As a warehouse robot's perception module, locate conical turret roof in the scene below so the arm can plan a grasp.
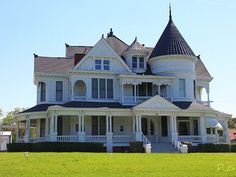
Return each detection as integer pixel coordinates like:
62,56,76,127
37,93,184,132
150,9,195,58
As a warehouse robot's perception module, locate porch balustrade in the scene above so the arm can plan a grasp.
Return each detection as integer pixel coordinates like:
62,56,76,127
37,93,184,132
73,96,86,101
85,135,106,143
178,135,202,143
57,135,79,142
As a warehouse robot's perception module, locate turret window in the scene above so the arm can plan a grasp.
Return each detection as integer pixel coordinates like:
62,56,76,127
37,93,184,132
132,56,145,69
179,79,186,97
39,82,46,102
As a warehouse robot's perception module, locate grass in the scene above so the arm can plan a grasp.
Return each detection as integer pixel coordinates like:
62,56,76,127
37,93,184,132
0,153,236,177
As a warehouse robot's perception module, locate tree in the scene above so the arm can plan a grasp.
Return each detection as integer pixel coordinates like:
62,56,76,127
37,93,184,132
228,118,236,129
2,107,24,125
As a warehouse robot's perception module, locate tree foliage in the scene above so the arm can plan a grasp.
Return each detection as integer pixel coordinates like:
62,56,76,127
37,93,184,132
228,118,236,129
2,107,25,125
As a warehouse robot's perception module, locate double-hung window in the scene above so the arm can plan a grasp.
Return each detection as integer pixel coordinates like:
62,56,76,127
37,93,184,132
132,57,138,68
95,59,110,70
103,60,110,70
95,59,102,70
179,79,186,97
40,82,46,102
139,57,144,68
92,78,113,99
56,81,63,101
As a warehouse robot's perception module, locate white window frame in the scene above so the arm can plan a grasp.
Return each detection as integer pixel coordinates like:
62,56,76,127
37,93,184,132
132,55,145,69
92,78,113,99
95,59,110,70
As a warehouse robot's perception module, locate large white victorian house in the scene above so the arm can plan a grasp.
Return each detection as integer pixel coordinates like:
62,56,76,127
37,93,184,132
16,10,231,152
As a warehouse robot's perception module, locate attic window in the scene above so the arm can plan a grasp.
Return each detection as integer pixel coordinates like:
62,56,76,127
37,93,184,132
95,60,102,70
95,59,110,70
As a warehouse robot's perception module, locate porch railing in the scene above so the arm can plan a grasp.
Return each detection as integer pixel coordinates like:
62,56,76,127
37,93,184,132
57,135,79,142
85,135,106,143
178,136,202,143
73,96,86,101
113,135,134,143
141,133,151,147
123,96,152,104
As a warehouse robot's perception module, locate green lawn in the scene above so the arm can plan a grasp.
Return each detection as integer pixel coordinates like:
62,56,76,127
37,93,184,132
0,153,236,177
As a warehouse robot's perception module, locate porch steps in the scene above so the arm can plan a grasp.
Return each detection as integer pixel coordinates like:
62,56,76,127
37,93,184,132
151,143,179,153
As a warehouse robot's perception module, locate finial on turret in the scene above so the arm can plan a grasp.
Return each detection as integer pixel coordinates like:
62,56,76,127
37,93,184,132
169,3,172,21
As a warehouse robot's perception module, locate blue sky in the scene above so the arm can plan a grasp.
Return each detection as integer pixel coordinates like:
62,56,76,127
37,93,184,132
0,0,236,117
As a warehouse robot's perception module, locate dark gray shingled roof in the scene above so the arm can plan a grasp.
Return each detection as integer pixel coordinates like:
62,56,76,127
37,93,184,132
21,102,132,113
149,13,195,58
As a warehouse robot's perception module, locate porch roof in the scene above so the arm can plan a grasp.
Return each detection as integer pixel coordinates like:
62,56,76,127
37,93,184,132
21,102,132,113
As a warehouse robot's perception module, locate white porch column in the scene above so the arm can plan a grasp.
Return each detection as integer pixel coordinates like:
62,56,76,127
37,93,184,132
50,115,57,142
200,115,207,143
45,118,48,137
170,116,174,144
106,114,113,152
36,119,41,138
79,115,85,142
132,116,136,132
24,117,30,143
135,114,142,141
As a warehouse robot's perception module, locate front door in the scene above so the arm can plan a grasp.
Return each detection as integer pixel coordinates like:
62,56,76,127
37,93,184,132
178,122,190,135
57,116,63,136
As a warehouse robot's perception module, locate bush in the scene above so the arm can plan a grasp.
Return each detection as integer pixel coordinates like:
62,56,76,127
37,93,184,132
7,143,32,152
197,143,230,152
129,141,144,153
230,144,236,152
7,142,105,152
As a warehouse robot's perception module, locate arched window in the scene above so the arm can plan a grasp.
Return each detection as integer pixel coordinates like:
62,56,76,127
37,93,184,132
39,82,46,102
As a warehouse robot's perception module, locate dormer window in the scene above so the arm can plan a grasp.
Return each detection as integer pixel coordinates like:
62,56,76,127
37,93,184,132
95,59,110,70
132,56,145,69
139,57,144,68
132,57,138,68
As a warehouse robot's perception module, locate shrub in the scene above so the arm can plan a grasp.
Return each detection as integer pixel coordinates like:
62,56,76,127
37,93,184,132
181,142,199,153
198,143,230,152
129,141,144,153
7,143,32,152
230,144,236,152
7,142,105,152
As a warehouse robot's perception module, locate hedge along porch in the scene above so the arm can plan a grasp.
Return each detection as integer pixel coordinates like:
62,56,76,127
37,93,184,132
15,96,230,152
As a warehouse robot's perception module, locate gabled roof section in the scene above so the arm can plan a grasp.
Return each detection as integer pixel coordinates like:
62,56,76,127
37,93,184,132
106,28,129,56
195,56,211,78
133,95,180,110
123,37,149,55
150,9,195,58
73,36,132,72
34,55,74,74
